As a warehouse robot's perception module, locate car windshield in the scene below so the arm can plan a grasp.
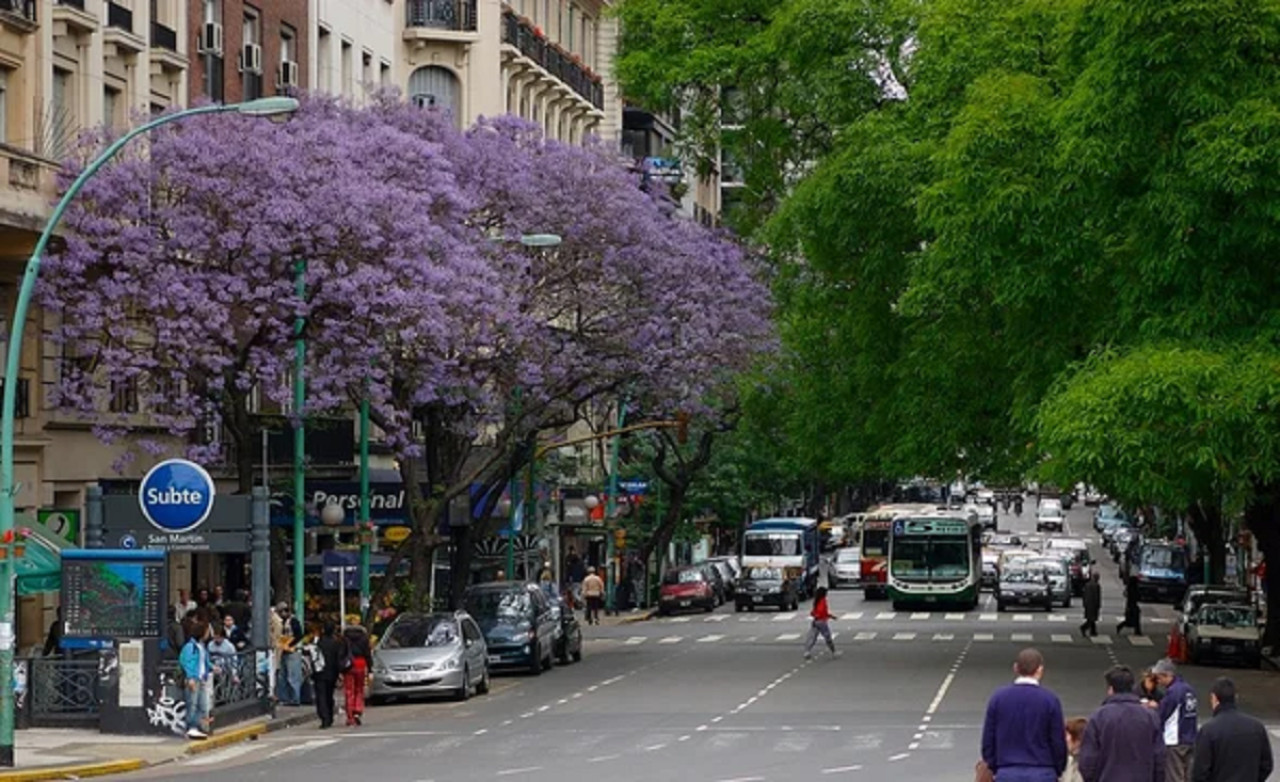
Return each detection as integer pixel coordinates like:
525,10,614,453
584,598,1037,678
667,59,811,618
1030,559,1066,576
1048,540,1086,551
381,615,458,648
1141,547,1187,570
744,567,783,581
744,534,802,557
664,569,703,585
1199,606,1256,628
836,549,861,563
890,536,971,581
464,590,531,621
1002,566,1045,584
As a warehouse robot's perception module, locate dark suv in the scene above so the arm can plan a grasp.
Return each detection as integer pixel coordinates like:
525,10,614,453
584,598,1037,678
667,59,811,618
463,582,560,676
1133,542,1189,604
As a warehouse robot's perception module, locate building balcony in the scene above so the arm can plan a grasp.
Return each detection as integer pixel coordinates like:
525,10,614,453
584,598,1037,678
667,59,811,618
51,0,96,35
403,0,479,44
103,1,145,54
0,0,37,33
501,9,603,110
149,19,186,72
0,144,57,233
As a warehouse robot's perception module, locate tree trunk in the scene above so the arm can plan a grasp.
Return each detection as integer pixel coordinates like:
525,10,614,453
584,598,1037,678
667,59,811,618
1186,501,1225,585
1244,482,1280,650
641,486,686,573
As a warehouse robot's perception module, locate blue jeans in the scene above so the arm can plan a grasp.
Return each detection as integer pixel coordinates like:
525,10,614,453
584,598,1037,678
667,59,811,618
996,767,1057,782
279,653,303,705
184,680,209,731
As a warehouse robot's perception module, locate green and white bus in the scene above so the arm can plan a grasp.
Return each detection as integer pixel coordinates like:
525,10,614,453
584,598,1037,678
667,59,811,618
886,511,982,610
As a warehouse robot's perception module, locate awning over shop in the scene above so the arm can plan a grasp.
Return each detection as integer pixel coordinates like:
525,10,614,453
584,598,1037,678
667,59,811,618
15,536,61,596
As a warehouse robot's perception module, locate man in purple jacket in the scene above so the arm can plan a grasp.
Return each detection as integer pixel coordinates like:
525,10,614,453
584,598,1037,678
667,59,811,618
1080,665,1166,782
981,648,1068,781
1153,658,1197,782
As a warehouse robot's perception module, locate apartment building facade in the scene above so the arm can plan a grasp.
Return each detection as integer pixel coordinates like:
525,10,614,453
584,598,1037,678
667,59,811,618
188,0,306,104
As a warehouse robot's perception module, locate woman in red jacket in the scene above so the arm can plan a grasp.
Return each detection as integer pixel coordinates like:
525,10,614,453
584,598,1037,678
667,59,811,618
804,586,839,659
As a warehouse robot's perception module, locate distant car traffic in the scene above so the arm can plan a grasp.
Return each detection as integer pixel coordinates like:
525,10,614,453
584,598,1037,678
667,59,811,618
1035,500,1065,533
1044,538,1091,595
735,566,799,612
1028,556,1071,608
996,561,1054,612
832,548,861,588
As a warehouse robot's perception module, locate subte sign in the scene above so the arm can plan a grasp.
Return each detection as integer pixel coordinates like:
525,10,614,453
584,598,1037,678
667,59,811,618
138,459,216,534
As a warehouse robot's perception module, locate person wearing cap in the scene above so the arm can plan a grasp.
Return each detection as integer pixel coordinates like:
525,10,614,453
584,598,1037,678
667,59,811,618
1191,676,1273,782
1152,659,1197,782
582,566,605,625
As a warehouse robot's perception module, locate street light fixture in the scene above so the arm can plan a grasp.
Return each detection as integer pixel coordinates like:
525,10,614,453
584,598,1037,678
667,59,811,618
0,97,298,767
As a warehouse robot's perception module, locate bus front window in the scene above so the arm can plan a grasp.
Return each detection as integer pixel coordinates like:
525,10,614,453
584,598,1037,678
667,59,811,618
862,530,888,557
890,539,930,580
930,537,971,578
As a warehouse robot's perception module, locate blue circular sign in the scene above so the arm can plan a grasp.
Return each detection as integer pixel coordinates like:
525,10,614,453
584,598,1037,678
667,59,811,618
119,534,137,549
138,459,216,533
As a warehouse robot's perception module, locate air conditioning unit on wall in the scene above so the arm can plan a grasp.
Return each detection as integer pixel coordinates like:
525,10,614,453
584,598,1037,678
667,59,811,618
240,43,263,74
197,21,223,55
278,60,298,88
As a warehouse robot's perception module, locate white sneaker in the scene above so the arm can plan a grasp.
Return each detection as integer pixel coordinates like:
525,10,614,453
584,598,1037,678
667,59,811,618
803,652,812,660
186,728,208,740
832,650,843,658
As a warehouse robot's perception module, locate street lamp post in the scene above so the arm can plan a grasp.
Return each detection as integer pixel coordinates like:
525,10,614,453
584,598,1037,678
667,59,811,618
0,96,299,767
359,389,371,619
292,258,307,628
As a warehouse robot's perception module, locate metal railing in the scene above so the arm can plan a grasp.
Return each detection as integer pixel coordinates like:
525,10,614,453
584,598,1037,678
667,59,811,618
158,649,269,731
500,10,603,109
106,0,131,32
406,0,476,31
26,657,99,727
150,20,178,51
0,0,36,22
54,0,84,9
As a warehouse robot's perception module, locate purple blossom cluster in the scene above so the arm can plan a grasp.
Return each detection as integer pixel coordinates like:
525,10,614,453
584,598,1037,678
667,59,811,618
39,96,774,480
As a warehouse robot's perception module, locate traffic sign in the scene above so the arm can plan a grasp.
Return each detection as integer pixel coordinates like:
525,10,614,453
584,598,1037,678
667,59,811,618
138,459,216,534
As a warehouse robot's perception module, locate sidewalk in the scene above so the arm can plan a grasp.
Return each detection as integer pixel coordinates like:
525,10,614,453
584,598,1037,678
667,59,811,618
0,706,315,781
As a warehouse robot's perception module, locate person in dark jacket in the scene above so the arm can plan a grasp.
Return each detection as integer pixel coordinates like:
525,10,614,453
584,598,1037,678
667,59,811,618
1079,665,1165,782
1191,677,1273,782
312,622,343,729
1153,659,1197,782
1117,575,1143,636
1080,572,1102,637
981,648,1068,781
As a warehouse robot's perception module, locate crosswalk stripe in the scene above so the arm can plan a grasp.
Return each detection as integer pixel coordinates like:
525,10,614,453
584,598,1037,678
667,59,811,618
670,617,691,623
1129,636,1154,647
1047,615,1068,623
932,633,954,641
1051,634,1074,643
699,634,724,643
625,637,647,645
876,612,897,620
843,612,864,621
739,616,761,622
658,636,682,644
974,633,994,641
705,615,728,623
1011,633,1033,642
979,614,997,622
777,633,801,642
945,613,965,621
774,613,797,622
893,632,917,641
1013,614,1033,622
1150,618,1171,625
855,631,877,641
1091,635,1113,645
910,612,930,620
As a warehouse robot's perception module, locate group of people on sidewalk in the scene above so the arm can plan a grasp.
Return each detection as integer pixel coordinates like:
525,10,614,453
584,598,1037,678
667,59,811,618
980,648,1273,782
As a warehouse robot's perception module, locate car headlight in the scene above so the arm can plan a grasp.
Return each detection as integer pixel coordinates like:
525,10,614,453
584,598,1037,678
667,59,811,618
441,657,461,670
372,662,387,675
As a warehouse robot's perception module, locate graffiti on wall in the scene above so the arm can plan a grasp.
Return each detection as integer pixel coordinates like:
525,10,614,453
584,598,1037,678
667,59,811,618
145,670,186,736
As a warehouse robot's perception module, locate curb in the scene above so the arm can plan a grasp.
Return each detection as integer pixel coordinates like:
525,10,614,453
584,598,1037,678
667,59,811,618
0,759,147,781
617,610,657,624
185,720,268,756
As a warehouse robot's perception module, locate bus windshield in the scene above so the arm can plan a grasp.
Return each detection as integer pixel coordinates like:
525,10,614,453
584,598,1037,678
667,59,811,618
744,534,801,557
890,535,971,581
862,529,888,557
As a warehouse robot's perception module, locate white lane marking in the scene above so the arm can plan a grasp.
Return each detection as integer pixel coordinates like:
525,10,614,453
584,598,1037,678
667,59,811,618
1013,614,1033,622
625,637,647,645
777,633,802,641
855,631,877,640
187,743,263,765
1092,635,1113,645
876,612,897,620
537,705,550,712
893,632,917,641
973,633,994,641
1129,636,1154,647
678,735,691,742
698,634,724,643
908,742,920,750
496,767,542,777
821,765,863,774
669,616,691,623
979,614,997,622
932,633,955,641
945,613,965,621
1047,614,1068,622
911,612,930,620
738,616,761,622
588,755,620,763
1051,634,1074,643
1011,633,1034,642
926,671,958,715
658,636,682,644
888,753,910,761
475,728,489,735
774,613,797,622
843,612,864,620
718,778,765,782
705,614,729,623
645,744,667,751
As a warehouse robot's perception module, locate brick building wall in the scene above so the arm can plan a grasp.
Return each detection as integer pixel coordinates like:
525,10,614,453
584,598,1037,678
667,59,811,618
188,0,308,105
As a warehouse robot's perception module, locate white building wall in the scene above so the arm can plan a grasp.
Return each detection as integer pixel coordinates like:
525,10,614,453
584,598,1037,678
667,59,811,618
310,0,398,102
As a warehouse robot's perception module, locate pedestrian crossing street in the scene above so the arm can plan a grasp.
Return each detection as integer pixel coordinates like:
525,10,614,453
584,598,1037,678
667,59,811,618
654,611,1173,626
599,631,1159,647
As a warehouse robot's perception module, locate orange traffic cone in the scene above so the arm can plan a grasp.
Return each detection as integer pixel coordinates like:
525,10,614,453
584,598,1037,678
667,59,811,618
1166,627,1185,663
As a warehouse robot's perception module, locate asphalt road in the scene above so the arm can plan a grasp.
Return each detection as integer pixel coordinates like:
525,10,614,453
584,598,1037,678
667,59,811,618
113,502,1280,782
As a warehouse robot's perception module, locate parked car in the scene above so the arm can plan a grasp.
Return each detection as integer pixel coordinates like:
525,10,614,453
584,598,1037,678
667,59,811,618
734,566,799,612
700,563,727,606
706,556,742,595
703,559,737,599
996,562,1054,612
1028,557,1071,608
463,582,559,676
1187,603,1262,668
1133,541,1189,603
659,566,717,615
369,611,490,704
547,595,582,665
1094,504,1128,533
832,547,862,588
1179,585,1251,640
